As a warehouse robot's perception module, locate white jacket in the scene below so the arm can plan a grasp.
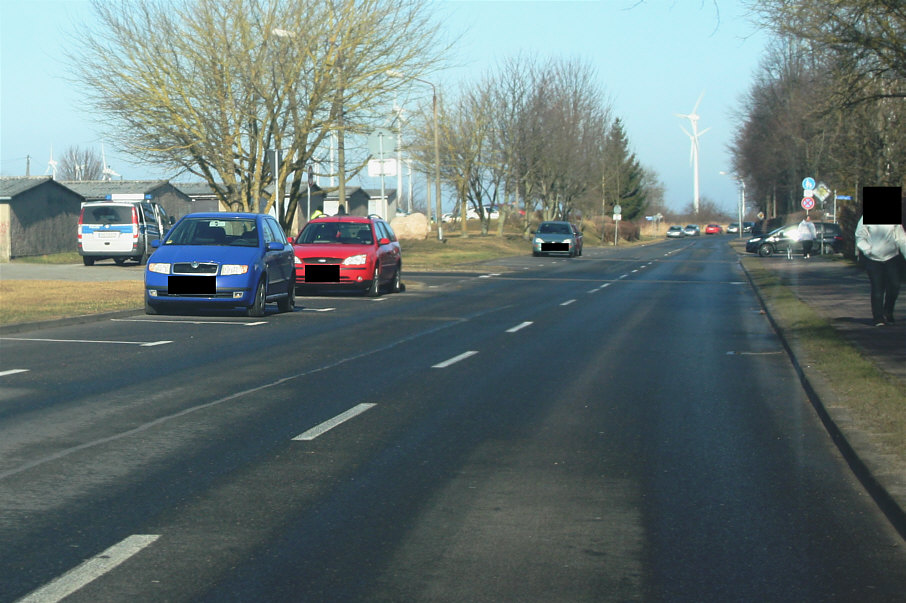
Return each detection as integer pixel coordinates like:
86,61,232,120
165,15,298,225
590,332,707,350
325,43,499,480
855,218,906,262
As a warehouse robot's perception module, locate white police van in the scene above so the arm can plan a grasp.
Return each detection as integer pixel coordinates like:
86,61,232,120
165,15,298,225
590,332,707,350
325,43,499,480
77,195,173,265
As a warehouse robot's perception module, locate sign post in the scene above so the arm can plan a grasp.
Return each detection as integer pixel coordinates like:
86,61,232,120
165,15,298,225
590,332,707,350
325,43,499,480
613,204,622,246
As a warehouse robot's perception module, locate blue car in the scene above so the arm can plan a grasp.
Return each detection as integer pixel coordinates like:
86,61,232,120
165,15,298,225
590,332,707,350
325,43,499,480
144,212,295,316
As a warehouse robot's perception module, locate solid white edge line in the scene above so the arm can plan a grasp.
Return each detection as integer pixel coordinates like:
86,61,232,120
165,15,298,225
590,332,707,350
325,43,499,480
0,369,30,377
432,350,479,368
0,337,171,347
293,403,377,441
17,534,159,603
112,318,265,326
506,321,533,333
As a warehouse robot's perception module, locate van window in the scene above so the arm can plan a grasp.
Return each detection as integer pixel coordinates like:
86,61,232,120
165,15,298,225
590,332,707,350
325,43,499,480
83,206,132,223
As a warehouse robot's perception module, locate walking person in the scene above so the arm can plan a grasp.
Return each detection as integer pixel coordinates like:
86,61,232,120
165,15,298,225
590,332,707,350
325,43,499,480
855,216,906,326
798,214,817,258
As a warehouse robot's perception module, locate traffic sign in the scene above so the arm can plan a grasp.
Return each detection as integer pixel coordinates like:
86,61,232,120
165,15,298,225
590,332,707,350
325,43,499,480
368,128,396,155
802,177,816,190
814,182,831,201
803,189,814,198
801,197,815,210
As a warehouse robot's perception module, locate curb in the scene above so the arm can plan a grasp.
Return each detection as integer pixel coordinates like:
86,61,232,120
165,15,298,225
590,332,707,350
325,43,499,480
738,258,906,540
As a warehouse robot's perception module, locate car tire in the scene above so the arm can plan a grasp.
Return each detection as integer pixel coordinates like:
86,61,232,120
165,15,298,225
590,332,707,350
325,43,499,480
758,244,774,257
366,265,381,297
389,264,402,293
247,279,266,317
82,256,95,266
114,257,127,266
277,278,295,313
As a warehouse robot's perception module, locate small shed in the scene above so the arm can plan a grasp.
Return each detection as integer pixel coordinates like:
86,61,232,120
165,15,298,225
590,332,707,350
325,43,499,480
0,177,85,261
325,187,397,219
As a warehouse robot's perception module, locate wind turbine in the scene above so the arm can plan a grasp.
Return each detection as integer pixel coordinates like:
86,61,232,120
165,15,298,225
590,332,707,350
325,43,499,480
676,91,710,214
101,144,120,181
45,145,58,179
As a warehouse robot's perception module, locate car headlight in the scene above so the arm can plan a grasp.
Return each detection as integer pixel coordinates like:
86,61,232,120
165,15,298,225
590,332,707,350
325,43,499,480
294,256,302,265
343,254,367,266
221,264,249,275
148,263,170,274
564,238,573,245
534,238,543,244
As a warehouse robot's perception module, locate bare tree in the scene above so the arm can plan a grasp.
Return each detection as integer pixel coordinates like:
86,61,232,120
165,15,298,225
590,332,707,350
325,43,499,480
58,146,103,181
747,0,906,104
68,0,449,230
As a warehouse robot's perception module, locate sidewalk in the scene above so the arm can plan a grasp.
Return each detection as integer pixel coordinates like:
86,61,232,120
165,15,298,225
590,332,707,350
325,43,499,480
755,255,905,384
738,251,906,538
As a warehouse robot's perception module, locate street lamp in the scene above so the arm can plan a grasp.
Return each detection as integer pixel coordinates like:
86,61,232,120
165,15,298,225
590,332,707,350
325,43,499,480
386,70,443,241
720,171,745,239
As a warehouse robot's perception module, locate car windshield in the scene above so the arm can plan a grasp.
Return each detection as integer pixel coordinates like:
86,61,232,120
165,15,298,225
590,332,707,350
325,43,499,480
164,218,259,246
538,222,571,235
297,221,373,244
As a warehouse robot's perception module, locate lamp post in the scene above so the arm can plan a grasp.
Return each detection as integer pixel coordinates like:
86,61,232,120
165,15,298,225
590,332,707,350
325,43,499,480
386,70,442,241
720,171,745,239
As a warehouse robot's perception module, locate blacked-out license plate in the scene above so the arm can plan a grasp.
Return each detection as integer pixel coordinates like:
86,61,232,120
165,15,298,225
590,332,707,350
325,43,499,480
541,242,569,251
168,275,216,294
305,265,340,282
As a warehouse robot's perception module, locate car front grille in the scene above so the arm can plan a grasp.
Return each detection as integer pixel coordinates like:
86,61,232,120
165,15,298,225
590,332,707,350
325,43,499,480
304,257,342,265
173,262,218,275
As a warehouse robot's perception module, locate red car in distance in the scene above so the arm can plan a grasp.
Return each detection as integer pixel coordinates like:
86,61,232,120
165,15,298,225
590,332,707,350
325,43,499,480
290,215,402,296
705,224,723,234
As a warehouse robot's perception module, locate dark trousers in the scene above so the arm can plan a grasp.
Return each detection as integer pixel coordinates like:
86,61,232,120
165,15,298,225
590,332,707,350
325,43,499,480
802,240,814,256
864,256,902,322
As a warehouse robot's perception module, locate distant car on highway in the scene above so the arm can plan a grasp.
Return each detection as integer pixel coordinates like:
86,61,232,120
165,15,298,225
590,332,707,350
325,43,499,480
666,225,685,238
291,215,402,297
532,221,582,257
705,224,723,235
144,212,295,316
683,224,700,236
727,222,740,234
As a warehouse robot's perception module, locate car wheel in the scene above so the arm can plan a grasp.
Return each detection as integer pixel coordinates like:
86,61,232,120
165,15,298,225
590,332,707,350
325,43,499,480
247,279,266,316
114,257,127,266
366,265,381,297
277,277,295,313
757,244,774,257
82,256,95,266
390,264,402,293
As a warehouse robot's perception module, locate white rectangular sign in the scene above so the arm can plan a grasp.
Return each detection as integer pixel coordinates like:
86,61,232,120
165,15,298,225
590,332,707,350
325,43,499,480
367,158,398,177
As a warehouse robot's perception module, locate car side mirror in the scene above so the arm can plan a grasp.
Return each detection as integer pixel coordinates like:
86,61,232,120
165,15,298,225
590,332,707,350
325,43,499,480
266,241,284,251
379,237,390,245
151,239,161,249
287,236,295,244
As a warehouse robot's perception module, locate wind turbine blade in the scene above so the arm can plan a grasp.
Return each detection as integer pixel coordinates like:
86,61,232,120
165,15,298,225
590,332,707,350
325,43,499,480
699,127,712,137
692,90,705,114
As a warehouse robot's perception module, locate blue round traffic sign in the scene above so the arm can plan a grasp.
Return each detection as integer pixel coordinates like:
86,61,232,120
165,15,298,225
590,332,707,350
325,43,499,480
802,177,816,190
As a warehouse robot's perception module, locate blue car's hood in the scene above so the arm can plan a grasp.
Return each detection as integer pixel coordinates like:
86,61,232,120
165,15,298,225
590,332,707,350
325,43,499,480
148,244,262,265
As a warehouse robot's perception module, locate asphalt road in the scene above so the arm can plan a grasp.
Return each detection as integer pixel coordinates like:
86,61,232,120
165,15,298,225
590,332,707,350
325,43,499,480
2,236,905,602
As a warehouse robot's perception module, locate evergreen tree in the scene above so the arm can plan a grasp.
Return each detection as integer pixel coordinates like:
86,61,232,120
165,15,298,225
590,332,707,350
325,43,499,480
601,118,647,220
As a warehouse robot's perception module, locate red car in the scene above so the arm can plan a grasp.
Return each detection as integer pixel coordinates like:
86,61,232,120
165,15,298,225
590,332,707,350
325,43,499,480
291,215,402,296
705,224,723,234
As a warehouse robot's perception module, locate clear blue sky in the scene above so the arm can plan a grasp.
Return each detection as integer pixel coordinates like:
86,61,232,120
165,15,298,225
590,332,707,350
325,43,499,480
1,0,769,215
